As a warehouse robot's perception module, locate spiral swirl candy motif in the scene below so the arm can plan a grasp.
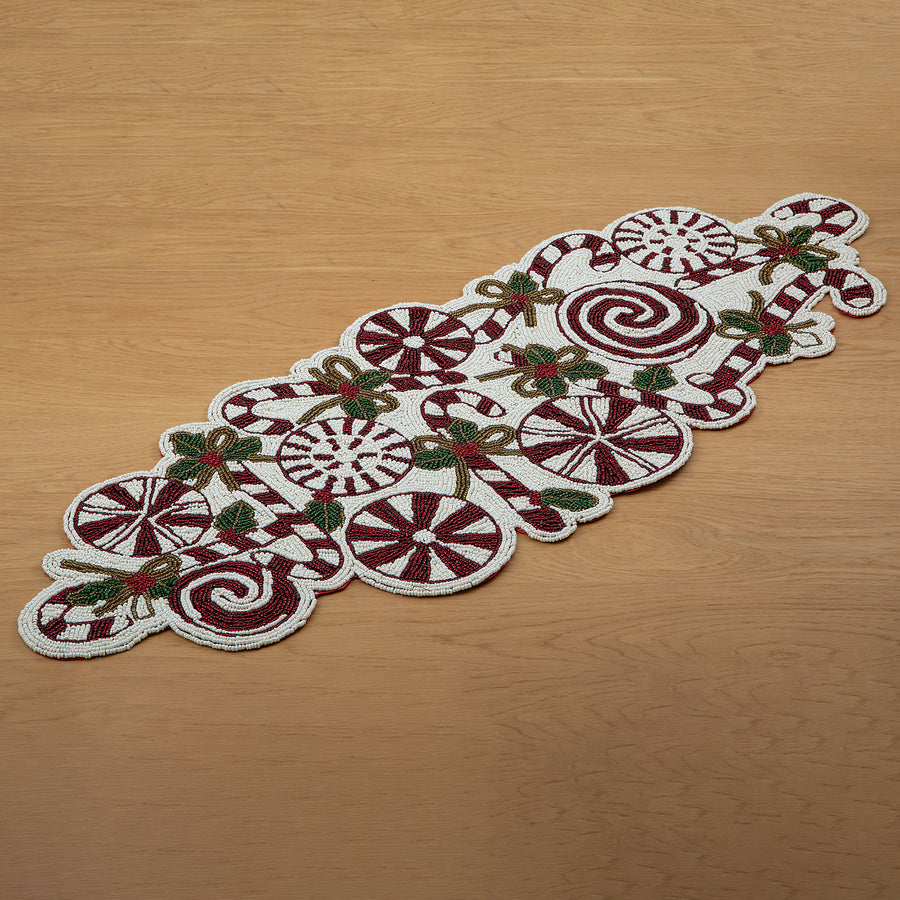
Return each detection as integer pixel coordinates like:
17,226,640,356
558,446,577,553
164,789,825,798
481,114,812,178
277,418,414,496
166,559,315,650
558,280,715,364
612,208,737,273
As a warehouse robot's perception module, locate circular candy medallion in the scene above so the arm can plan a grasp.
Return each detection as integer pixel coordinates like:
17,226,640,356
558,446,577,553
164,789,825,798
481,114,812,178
346,491,512,595
612,208,737,274
558,280,714,365
355,306,474,376
166,558,315,651
277,418,413,496
518,395,692,491
69,475,212,557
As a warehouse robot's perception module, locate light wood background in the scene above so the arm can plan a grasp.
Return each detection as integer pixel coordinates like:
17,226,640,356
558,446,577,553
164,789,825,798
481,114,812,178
2,2,898,898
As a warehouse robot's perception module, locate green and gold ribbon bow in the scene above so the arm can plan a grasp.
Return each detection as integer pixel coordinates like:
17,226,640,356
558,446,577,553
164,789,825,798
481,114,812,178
737,224,839,284
412,418,521,498
299,355,400,424
452,271,564,327
60,554,182,619
477,344,608,399
716,290,822,357
167,426,275,492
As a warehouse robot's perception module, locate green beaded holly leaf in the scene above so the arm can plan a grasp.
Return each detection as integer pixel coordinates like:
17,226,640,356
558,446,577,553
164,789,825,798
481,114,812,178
508,271,539,295
350,370,392,390
632,365,677,392
69,579,129,607
413,447,456,470
539,489,599,510
478,344,607,399
719,310,763,333
171,431,206,457
716,291,822,358
304,497,345,533
341,397,378,420
447,419,478,443
759,332,794,356
214,500,259,535
168,427,274,491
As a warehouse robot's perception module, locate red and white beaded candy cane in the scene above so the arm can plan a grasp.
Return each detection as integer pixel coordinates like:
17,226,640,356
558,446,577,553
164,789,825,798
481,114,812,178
213,377,337,436
525,231,621,286
213,370,404,438
455,232,619,346
419,389,577,539
222,463,346,583
568,372,750,430
19,579,164,659
694,264,887,417
767,195,863,238
783,264,886,318
677,196,865,291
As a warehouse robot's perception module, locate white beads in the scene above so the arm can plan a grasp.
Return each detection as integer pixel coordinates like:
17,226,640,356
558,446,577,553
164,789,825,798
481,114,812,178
18,194,885,658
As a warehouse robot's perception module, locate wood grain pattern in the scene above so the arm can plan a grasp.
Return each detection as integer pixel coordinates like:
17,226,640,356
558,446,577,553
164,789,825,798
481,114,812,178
1,2,898,897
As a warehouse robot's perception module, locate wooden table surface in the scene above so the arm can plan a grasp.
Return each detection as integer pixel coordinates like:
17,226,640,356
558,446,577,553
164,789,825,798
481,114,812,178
2,2,898,898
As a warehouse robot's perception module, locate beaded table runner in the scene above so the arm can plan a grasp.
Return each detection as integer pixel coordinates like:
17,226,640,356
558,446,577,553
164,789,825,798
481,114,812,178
19,194,886,658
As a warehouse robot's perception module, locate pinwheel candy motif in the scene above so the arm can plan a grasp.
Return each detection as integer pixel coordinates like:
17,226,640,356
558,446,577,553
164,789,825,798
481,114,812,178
19,194,886,658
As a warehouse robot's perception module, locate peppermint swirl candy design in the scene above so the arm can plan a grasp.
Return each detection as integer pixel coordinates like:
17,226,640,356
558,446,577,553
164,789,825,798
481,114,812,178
355,306,474,375
346,491,508,595
277,418,413,496
166,558,315,650
612,208,737,273
557,280,715,365
518,396,691,490
69,475,212,557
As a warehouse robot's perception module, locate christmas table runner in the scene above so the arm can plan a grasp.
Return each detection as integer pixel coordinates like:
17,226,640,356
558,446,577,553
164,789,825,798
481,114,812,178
19,194,886,658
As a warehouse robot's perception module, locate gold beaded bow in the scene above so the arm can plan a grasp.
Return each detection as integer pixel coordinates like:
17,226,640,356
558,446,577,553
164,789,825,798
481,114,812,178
452,271,564,327
716,290,822,357
299,355,400,424
737,225,839,284
412,418,521,499
167,426,275,492
477,344,608,399
60,554,182,618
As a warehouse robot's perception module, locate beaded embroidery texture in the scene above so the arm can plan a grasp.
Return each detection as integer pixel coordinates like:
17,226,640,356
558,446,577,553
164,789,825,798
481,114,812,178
19,194,886,658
